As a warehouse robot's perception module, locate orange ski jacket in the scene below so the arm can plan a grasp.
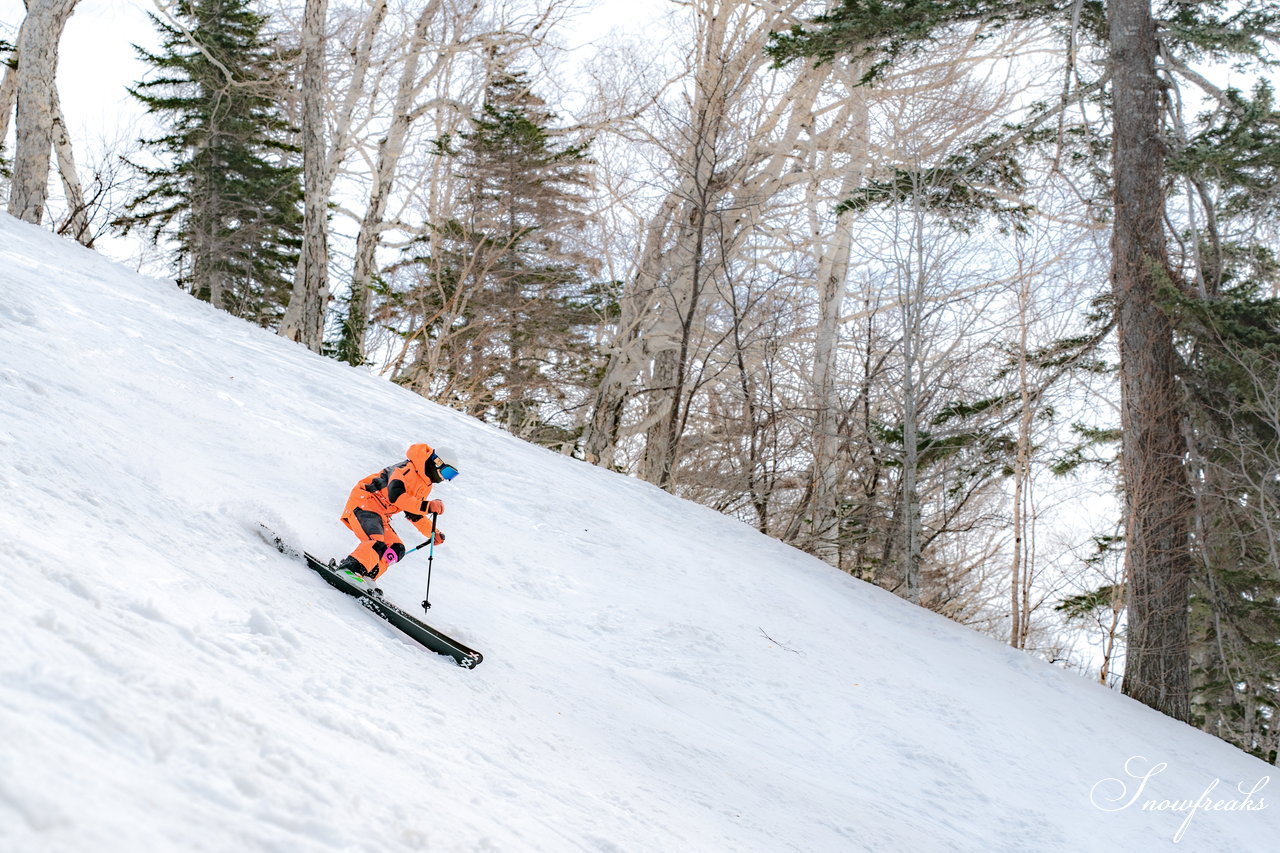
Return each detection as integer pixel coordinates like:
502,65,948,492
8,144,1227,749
343,443,443,538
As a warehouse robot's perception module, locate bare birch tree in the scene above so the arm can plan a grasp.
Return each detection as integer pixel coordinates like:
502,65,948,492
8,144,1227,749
278,0,331,350
7,0,79,225
49,87,90,245
582,0,821,479
800,76,868,565
339,0,482,365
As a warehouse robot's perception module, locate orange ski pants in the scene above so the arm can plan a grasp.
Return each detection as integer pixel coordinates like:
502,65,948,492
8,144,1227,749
341,492,402,579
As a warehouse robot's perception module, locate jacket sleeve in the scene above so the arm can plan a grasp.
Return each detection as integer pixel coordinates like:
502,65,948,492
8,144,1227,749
403,512,440,539
387,465,439,537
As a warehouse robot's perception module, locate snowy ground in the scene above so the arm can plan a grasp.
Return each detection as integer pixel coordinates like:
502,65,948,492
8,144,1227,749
0,213,1275,852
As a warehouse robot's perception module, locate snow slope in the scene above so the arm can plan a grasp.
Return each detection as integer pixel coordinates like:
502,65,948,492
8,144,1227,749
0,213,1275,853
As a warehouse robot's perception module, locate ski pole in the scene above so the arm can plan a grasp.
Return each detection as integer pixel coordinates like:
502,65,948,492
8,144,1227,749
401,540,433,558
421,510,439,612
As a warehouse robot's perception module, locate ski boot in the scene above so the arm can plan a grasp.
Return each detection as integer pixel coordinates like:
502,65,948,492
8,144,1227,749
333,555,382,596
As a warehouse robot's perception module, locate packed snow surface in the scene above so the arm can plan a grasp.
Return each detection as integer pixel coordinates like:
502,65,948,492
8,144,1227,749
0,214,1275,852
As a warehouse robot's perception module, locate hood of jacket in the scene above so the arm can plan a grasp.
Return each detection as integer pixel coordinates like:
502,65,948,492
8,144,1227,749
406,443,436,476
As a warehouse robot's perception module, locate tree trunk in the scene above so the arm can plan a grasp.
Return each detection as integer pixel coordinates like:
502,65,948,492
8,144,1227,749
805,75,868,565
897,194,929,605
50,86,90,245
341,0,442,365
901,285,922,604
0,21,22,152
581,194,680,466
637,2,727,488
1010,253,1034,647
1110,0,1193,722
279,0,331,351
8,0,78,225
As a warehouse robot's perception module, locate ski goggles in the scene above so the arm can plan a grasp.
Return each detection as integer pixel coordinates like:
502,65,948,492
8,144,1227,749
431,454,459,481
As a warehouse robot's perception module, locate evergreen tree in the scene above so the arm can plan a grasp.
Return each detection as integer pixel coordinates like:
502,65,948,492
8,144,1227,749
117,0,302,326
1155,55,1280,757
1166,281,1280,763
769,0,1280,730
390,67,605,446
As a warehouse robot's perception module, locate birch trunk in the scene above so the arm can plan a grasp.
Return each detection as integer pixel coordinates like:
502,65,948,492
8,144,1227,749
900,197,927,604
8,0,78,225
635,0,725,486
0,23,21,153
279,0,331,351
582,194,682,466
51,86,90,245
325,0,386,189
342,0,442,365
804,74,869,566
1010,266,1034,647
584,0,814,475
806,210,854,564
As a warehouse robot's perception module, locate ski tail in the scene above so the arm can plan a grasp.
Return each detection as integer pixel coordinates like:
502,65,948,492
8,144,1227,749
258,522,301,560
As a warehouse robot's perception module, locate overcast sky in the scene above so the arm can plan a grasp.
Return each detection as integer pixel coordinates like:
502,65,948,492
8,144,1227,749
0,0,665,267
2,0,154,147
0,0,665,155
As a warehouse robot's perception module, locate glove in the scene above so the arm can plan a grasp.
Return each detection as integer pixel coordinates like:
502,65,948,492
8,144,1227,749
423,499,444,515
433,529,446,546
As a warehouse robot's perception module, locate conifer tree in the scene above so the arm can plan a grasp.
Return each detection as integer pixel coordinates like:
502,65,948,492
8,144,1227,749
1162,83,1280,759
769,0,1280,728
117,0,302,326
1174,286,1280,762
391,67,603,446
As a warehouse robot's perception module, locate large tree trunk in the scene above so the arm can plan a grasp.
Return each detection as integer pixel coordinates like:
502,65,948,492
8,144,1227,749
806,205,854,565
581,194,681,467
281,0,332,350
279,0,331,351
8,0,78,225
900,198,927,605
1110,0,1193,722
280,0,387,349
636,1,727,488
1010,258,1035,648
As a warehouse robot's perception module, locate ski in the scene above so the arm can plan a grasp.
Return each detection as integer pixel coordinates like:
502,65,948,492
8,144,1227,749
261,527,483,668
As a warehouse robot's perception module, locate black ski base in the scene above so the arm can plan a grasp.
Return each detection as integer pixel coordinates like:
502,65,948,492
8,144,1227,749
258,526,482,668
300,553,484,669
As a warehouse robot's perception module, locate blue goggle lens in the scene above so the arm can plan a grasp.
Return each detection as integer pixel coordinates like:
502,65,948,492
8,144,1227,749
439,463,459,481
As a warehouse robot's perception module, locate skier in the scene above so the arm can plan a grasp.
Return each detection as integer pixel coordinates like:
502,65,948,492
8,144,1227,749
335,443,459,582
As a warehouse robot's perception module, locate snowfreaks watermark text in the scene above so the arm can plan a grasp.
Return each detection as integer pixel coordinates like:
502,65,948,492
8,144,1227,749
1090,755,1269,843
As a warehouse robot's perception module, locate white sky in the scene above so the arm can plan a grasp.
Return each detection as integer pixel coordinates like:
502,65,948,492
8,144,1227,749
0,0,667,149
2,0,155,144
0,0,668,266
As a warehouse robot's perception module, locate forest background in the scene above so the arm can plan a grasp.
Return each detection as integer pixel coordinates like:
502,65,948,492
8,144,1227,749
4,0,1280,763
